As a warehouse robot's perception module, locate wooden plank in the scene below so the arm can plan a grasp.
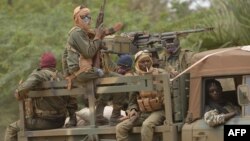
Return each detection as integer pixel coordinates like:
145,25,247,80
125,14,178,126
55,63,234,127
32,80,82,89
96,84,153,94
97,75,152,85
28,87,87,97
161,74,173,124
18,101,28,141
132,125,168,133
96,76,154,94
25,126,117,137
25,125,168,137
87,81,96,127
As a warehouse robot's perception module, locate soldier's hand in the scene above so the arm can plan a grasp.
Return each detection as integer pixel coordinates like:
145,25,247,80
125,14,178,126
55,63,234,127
128,109,138,118
94,23,105,40
104,22,123,35
170,70,179,77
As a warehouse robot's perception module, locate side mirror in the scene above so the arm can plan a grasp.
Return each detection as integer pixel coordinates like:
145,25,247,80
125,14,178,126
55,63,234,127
237,84,250,106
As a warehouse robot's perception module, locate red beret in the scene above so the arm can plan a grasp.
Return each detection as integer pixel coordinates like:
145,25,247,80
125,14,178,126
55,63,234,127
39,52,56,68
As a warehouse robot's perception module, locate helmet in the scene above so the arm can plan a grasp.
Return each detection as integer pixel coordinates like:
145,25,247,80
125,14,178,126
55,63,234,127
117,54,133,68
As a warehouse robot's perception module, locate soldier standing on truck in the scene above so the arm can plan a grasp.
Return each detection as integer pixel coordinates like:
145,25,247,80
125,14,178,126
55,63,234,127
116,50,167,141
61,5,123,125
204,79,241,127
159,37,194,77
158,37,195,122
4,52,78,141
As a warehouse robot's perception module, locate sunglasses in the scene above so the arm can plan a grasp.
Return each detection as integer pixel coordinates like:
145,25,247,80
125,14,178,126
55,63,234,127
80,15,92,20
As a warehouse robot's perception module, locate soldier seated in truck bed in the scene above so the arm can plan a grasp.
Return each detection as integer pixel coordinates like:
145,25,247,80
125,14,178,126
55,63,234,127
116,50,167,141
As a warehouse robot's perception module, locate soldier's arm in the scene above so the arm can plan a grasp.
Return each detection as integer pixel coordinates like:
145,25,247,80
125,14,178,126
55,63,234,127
16,72,42,99
128,92,139,111
71,30,102,58
203,107,237,127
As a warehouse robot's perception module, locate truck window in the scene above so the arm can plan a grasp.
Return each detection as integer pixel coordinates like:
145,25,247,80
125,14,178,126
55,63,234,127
203,77,238,113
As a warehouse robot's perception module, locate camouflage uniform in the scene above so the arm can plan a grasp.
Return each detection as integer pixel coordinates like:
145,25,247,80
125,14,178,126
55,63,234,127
116,51,167,141
4,68,77,141
204,102,241,127
159,48,194,76
159,48,194,122
62,26,104,82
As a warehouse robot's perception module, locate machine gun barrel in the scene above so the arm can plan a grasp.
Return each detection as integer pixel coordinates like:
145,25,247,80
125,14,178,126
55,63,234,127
131,27,214,46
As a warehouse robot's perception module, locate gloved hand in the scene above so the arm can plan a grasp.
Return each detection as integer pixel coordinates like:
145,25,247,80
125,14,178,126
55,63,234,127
94,23,105,40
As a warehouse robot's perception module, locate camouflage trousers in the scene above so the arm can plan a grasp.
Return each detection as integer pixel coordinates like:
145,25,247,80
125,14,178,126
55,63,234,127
116,110,165,141
75,68,121,83
4,117,65,141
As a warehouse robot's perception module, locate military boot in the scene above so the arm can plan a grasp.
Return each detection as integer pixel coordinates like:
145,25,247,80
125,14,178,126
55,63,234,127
95,102,108,125
65,110,77,128
109,104,123,126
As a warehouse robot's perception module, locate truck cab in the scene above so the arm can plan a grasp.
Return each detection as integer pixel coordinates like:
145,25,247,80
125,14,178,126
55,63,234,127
182,46,250,141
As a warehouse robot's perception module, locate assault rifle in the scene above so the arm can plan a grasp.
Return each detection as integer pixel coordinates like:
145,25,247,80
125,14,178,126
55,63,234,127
92,0,106,68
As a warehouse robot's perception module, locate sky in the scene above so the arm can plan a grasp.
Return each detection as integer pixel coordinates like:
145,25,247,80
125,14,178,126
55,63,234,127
189,0,211,9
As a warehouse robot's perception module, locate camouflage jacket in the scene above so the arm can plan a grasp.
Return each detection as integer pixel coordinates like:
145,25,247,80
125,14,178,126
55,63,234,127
159,48,195,77
204,102,241,127
62,26,103,76
17,68,77,119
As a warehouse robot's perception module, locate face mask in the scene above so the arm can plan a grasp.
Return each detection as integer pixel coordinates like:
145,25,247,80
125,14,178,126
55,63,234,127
166,44,178,53
81,15,91,24
117,65,130,75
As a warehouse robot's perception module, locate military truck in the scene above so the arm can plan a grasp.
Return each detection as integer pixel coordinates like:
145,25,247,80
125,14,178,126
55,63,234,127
17,45,250,141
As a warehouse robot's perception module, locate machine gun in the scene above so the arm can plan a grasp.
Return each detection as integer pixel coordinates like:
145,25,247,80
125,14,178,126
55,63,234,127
128,27,214,49
103,27,213,67
122,27,213,67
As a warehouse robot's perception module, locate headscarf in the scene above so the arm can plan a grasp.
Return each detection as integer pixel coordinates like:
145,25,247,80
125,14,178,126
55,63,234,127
134,50,153,74
73,5,91,33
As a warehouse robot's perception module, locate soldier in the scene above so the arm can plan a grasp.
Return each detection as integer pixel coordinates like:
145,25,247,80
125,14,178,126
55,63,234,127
95,54,134,125
62,5,106,87
4,52,78,141
159,37,195,122
116,50,167,141
159,37,194,77
204,79,241,127
62,5,123,125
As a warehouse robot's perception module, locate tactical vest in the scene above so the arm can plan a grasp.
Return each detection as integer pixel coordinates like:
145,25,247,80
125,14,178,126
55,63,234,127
137,90,163,112
25,70,66,119
137,69,164,112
